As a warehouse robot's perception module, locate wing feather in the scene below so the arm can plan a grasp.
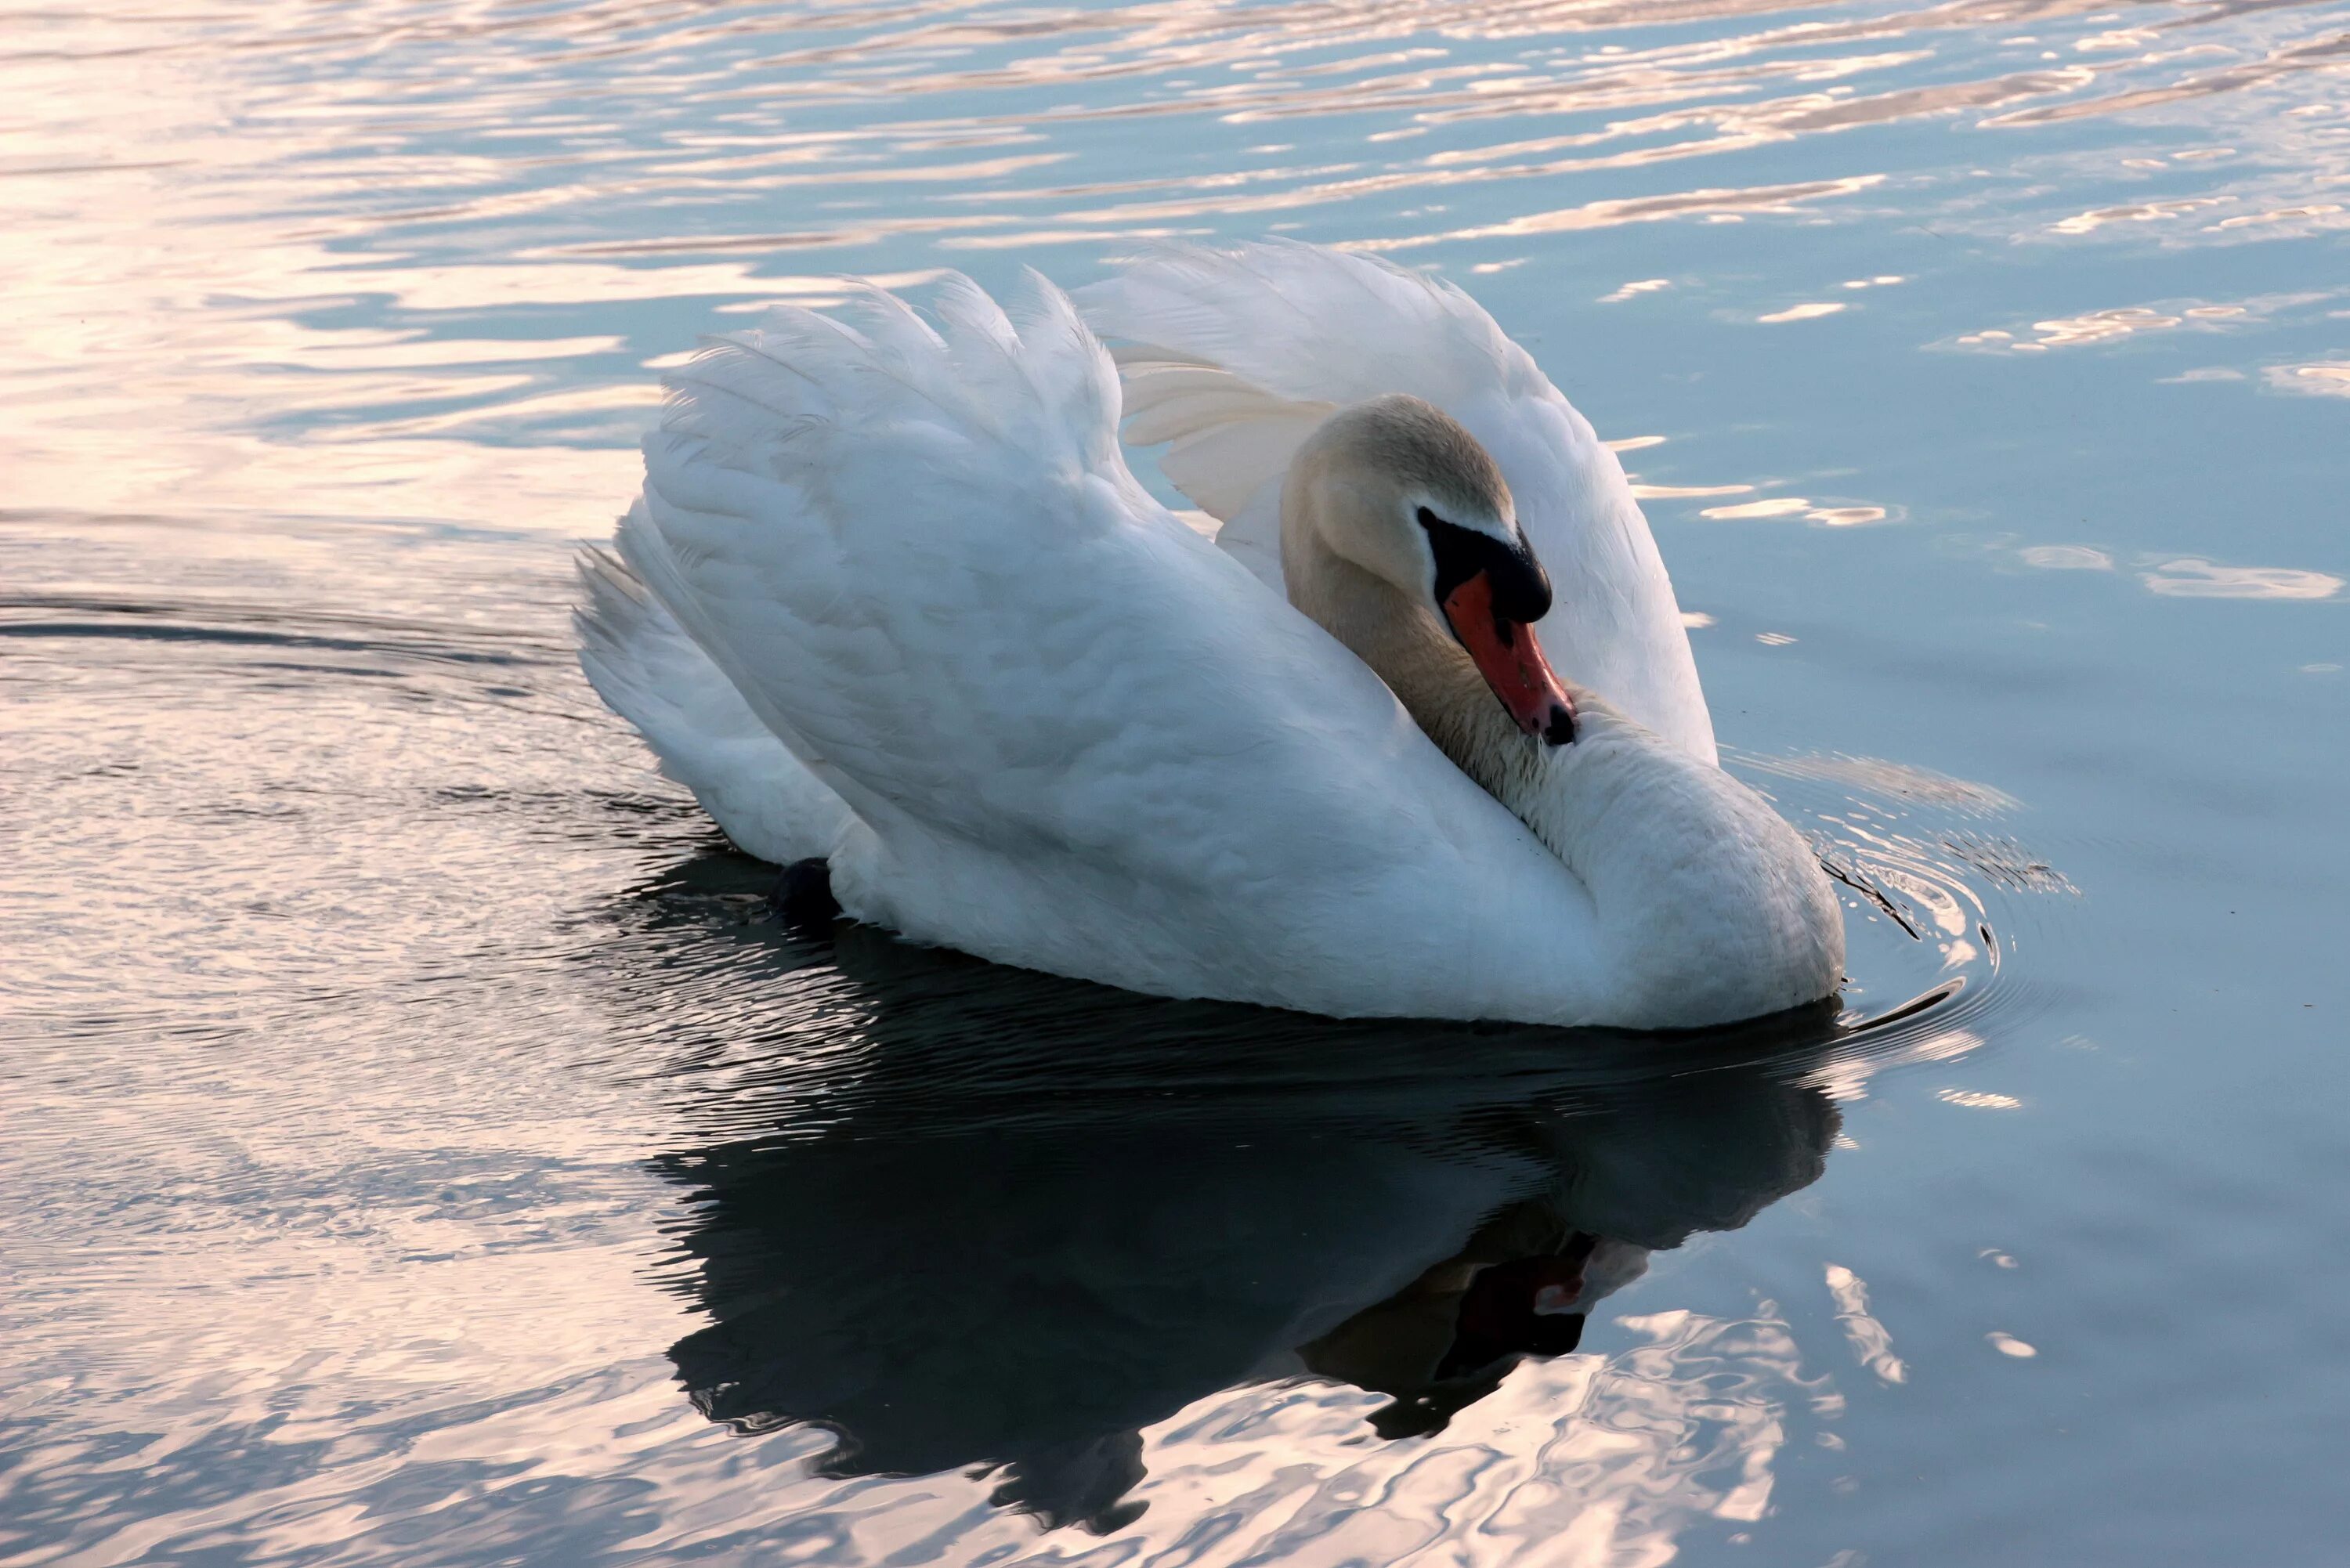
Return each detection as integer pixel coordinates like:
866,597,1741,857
574,540,851,865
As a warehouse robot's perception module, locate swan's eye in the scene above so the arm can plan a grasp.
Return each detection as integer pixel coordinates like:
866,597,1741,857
1418,508,1553,623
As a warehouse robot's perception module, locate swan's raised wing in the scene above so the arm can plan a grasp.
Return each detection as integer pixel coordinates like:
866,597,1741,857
1078,242,1716,764
620,273,1602,1020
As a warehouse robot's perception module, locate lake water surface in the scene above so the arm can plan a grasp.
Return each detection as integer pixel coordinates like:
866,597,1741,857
5,1,2348,1563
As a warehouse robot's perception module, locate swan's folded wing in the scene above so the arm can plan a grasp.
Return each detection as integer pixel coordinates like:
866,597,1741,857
620,273,1597,1016
1078,241,1716,764
575,542,852,865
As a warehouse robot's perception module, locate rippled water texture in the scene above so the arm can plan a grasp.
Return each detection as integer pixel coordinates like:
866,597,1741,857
5,1,2348,1563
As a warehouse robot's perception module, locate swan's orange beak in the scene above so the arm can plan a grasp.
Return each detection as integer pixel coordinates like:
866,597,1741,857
1442,573,1577,746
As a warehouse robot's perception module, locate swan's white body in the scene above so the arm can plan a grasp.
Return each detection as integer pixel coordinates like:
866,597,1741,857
580,244,1840,1028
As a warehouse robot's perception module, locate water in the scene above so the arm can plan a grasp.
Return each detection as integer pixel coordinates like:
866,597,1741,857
3,0,2346,1562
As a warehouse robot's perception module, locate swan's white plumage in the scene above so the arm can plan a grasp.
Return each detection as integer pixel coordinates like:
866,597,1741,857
1076,241,1717,765
577,255,1838,1026
597,272,1672,1022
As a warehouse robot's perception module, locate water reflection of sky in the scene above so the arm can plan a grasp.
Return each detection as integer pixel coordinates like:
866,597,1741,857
3,1,2347,1565
8,0,2347,537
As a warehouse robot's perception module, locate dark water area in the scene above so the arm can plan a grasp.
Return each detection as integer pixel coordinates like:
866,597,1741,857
3,1,2347,1563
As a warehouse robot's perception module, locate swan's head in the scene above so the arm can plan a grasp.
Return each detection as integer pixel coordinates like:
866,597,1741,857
1283,395,1578,746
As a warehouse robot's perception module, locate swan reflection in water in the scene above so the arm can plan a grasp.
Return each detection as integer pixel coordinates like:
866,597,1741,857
633,858,1858,1531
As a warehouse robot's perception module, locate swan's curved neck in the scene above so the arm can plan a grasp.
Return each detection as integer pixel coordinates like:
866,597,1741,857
1282,544,1528,798
1275,493,1560,829
1281,497,1842,1023
1279,534,1600,873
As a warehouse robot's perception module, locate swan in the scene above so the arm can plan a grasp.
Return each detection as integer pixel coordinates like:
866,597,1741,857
577,244,1842,1028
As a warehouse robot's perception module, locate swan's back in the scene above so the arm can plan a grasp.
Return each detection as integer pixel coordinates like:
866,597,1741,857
1078,242,1716,765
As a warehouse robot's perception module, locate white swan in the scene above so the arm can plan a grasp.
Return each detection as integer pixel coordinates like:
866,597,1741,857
578,244,1842,1028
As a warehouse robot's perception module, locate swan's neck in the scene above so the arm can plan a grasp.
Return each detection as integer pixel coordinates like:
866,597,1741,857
1280,542,1589,867
1282,522,1843,1023
1283,546,1532,800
